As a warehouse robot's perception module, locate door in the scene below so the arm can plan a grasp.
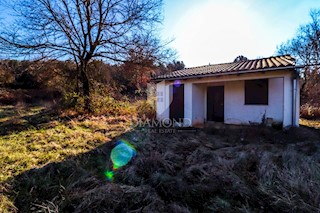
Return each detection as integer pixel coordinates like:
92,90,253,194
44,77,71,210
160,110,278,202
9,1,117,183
170,84,184,120
207,86,224,122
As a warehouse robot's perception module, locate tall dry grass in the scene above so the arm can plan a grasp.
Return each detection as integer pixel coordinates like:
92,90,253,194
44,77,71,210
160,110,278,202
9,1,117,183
300,104,320,119
2,103,320,212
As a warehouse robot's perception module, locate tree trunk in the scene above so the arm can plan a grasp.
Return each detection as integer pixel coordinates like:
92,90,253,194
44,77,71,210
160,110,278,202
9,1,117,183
79,63,91,112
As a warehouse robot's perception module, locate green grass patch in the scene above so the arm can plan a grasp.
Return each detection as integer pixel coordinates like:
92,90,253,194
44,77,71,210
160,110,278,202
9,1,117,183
0,105,133,212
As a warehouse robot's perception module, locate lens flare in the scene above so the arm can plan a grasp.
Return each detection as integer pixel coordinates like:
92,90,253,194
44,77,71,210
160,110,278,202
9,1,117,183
105,140,136,182
104,170,114,181
110,140,136,170
173,80,181,87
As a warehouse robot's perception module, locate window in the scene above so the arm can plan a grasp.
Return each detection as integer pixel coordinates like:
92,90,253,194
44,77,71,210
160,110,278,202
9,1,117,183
245,79,268,105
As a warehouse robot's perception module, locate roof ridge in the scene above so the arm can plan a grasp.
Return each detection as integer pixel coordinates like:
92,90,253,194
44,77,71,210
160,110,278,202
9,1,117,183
183,61,240,70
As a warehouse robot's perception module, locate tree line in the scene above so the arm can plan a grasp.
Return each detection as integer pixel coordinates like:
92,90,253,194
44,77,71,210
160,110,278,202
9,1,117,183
0,58,184,97
277,9,320,106
0,0,320,111
0,0,175,110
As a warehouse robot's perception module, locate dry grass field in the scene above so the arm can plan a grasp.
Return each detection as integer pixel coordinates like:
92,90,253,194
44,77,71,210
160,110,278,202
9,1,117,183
0,105,320,212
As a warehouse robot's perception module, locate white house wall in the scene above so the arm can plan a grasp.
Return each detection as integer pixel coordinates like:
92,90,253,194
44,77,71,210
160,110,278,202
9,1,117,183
295,79,300,126
192,84,205,126
156,81,169,120
156,82,205,126
224,78,284,125
283,76,293,127
156,70,299,127
184,83,193,126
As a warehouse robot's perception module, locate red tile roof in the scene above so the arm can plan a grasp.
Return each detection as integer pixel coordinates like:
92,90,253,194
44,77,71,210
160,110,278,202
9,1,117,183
153,55,296,81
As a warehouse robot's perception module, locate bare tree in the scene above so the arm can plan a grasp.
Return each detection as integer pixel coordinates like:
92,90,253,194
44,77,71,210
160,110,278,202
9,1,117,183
233,55,248,62
0,0,170,109
277,9,320,105
167,60,185,72
277,9,320,65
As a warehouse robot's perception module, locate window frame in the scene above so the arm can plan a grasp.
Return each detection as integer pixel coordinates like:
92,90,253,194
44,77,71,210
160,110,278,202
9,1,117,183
244,79,269,105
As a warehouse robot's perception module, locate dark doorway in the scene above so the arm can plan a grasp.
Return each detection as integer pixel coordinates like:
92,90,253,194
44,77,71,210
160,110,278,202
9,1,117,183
207,86,224,122
170,84,184,120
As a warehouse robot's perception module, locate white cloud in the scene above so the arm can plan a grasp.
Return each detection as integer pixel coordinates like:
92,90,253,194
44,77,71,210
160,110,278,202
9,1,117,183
167,1,269,66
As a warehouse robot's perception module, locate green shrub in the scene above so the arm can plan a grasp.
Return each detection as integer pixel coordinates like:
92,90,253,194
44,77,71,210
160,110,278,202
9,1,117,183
62,91,136,116
62,82,156,117
62,92,85,112
136,100,156,119
88,92,135,116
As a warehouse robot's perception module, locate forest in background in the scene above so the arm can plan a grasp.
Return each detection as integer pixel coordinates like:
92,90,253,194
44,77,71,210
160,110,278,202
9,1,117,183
278,9,320,118
0,58,184,115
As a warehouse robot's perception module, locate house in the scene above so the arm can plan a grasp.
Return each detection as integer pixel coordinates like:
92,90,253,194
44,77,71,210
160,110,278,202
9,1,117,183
153,55,300,128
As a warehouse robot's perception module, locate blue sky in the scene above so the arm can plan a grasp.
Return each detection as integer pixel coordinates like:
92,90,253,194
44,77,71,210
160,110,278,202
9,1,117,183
1,0,320,66
161,0,320,67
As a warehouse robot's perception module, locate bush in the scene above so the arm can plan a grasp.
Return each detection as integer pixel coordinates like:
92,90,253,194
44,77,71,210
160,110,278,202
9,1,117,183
62,92,85,113
13,71,40,89
0,88,62,105
300,104,320,119
62,83,155,117
62,92,136,116
89,94,135,116
136,100,156,119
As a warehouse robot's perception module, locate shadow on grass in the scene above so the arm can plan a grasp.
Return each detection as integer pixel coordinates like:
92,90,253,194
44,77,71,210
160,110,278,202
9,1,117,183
7,138,116,212
3,120,320,212
0,104,82,136
0,105,58,136
301,124,320,135
0,106,18,119
4,128,164,213
0,104,144,212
